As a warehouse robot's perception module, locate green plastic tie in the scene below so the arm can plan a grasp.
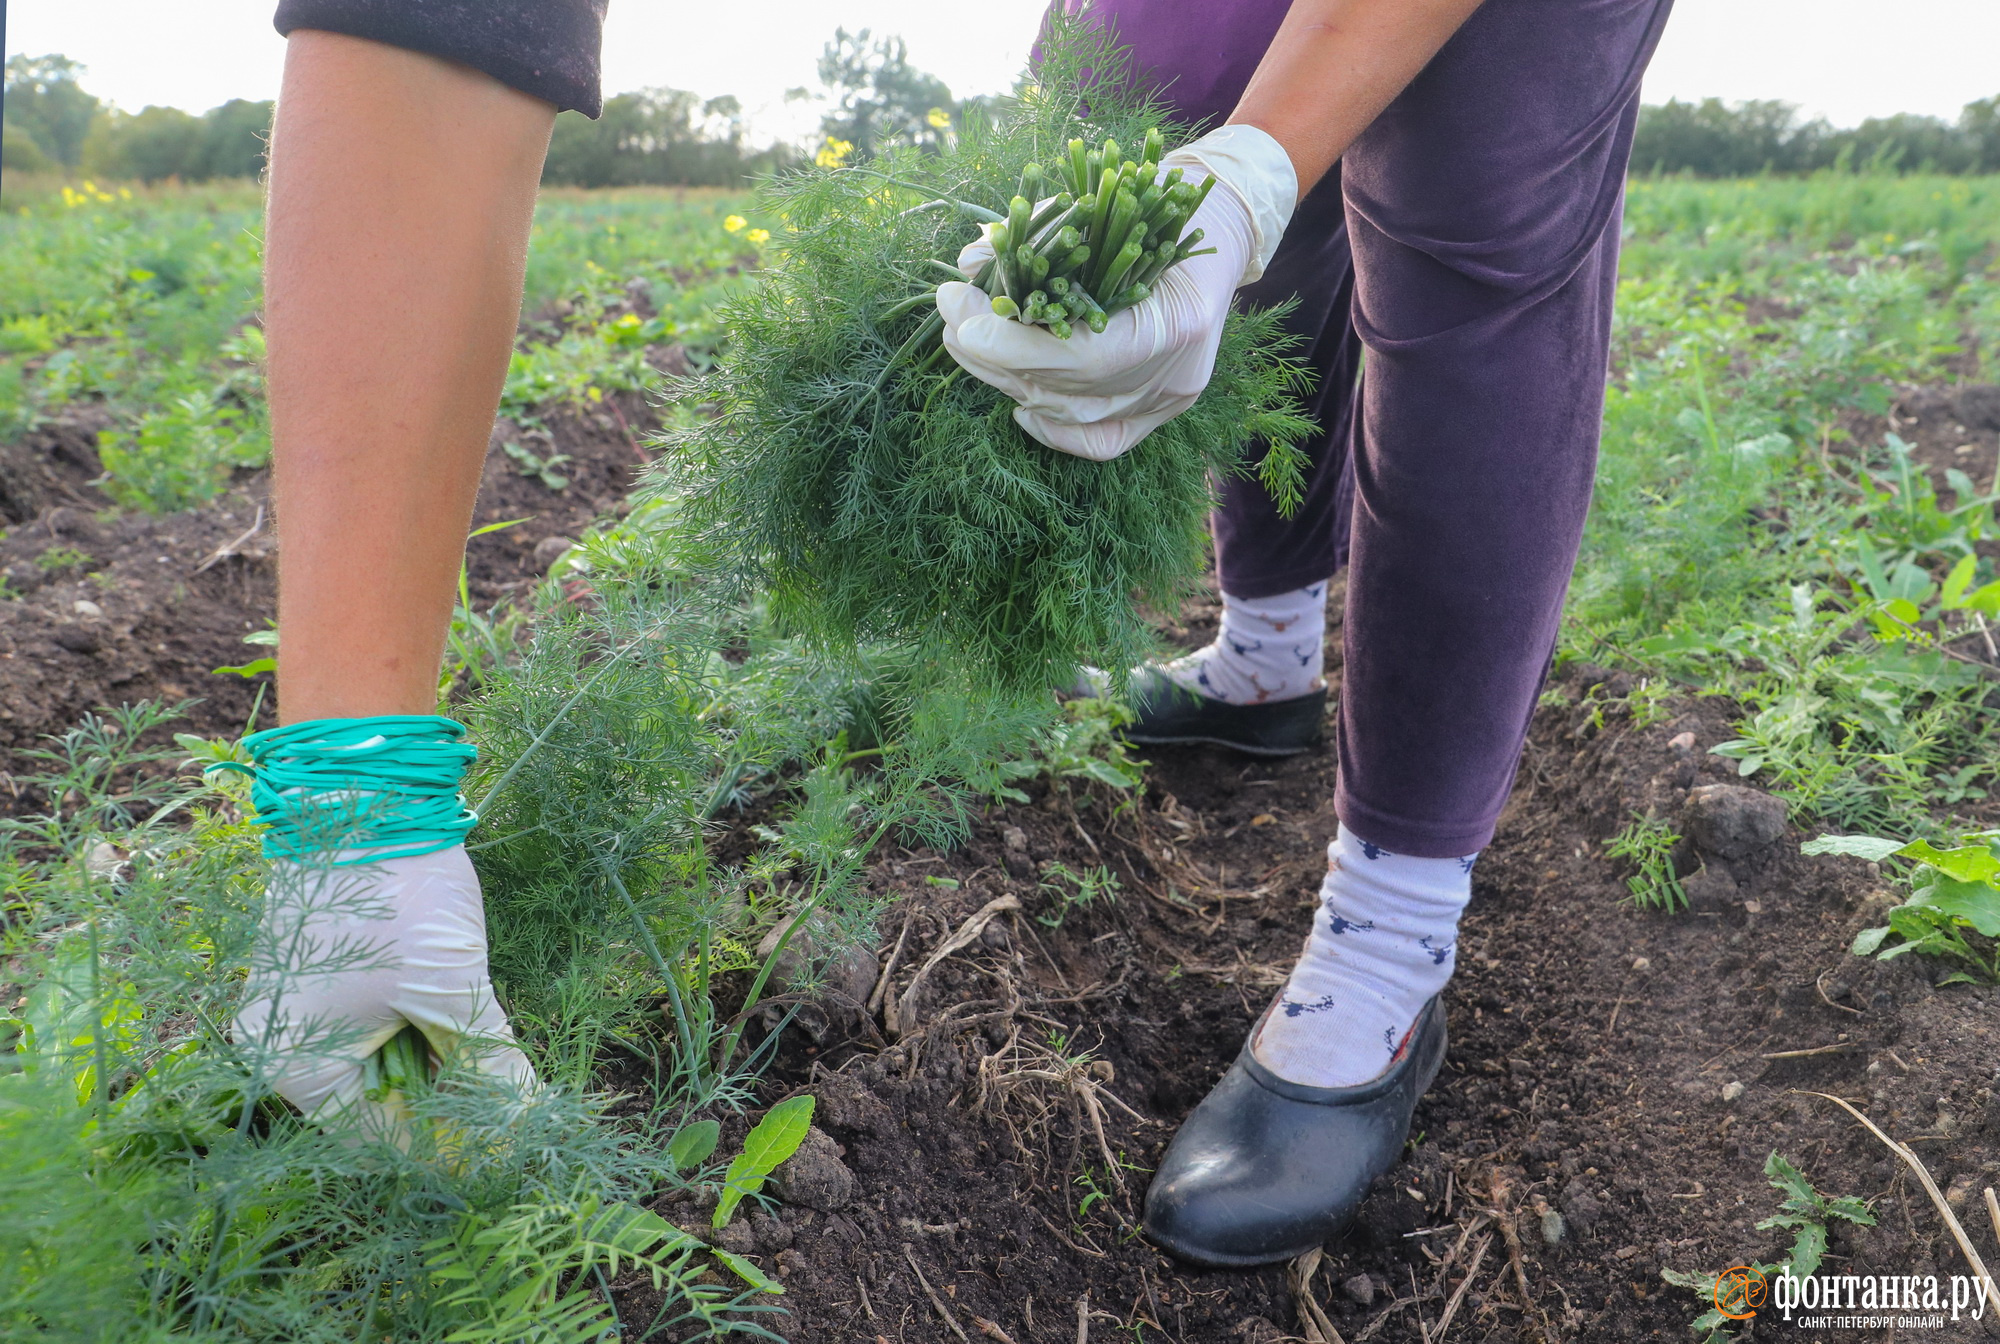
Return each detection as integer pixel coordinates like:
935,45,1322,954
210,715,478,864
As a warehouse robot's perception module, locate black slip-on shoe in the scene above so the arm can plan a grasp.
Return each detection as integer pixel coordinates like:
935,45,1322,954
1119,668,1325,757
1141,997,1447,1268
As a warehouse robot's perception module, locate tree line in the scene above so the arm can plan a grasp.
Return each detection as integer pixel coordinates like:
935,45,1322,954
3,31,957,189
1632,95,2000,176
9,46,1998,186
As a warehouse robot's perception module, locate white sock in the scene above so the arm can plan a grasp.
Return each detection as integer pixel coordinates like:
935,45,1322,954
1159,581,1328,705
1252,826,1475,1088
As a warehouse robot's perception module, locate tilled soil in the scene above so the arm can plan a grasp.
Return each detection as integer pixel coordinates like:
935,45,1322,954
683,647,2000,1344
0,390,657,780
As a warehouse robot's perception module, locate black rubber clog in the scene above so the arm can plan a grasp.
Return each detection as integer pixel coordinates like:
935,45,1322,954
1141,997,1447,1268
1119,668,1326,757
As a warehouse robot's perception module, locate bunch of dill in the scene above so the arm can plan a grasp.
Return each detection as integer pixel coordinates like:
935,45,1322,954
654,17,1315,693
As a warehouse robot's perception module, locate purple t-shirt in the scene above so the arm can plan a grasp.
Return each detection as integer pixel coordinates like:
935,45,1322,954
1069,0,1291,129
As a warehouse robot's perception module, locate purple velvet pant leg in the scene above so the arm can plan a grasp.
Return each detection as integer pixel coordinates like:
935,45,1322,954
1332,0,1674,856
1080,0,1674,856
1083,0,1362,597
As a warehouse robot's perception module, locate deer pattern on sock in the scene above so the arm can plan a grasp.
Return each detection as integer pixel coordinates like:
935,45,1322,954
1159,581,1329,706
1253,830,1478,1088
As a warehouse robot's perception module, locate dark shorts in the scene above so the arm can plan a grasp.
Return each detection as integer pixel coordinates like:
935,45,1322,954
272,0,607,116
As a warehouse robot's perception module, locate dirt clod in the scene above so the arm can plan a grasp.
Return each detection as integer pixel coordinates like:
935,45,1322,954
1342,1272,1376,1306
1682,783,1789,859
1954,382,2000,431
749,1210,793,1253
531,534,576,568
714,1219,757,1258
769,1126,855,1212
755,916,879,1006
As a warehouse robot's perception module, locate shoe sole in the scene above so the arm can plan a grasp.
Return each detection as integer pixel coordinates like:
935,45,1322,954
1143,1225,1325,1269
1122,730,1319,758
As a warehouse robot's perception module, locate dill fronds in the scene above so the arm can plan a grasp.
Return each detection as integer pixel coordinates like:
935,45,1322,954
654,16,1315,693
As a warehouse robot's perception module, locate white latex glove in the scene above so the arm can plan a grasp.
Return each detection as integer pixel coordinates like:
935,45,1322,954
938,124,1298,461
234,844,537,1125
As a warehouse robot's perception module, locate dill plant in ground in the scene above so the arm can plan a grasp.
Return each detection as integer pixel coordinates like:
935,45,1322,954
656,18,1315,693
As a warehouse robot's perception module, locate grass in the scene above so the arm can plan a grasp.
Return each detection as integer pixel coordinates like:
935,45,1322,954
0,179,773,511
1565,172,2000,834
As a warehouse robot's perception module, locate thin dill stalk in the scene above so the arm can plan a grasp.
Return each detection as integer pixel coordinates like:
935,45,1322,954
600,862,699,1071
87,914,109,1136
713,889,822,1074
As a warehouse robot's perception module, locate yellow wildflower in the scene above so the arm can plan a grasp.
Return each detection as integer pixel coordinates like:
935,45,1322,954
927,107,952,130
815,136,855,169
723,214,747,233
746,228,771,245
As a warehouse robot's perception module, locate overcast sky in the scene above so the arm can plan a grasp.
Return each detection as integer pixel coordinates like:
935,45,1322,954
7,0,1998,142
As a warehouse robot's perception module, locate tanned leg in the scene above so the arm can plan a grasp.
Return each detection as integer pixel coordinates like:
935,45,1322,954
264,30,554,722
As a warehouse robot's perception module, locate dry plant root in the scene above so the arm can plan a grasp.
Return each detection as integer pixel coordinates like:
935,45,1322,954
1288,1247,1350,1344
891,894,1020,1038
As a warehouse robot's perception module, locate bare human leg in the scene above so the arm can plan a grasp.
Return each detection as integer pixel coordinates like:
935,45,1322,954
265,29,553,722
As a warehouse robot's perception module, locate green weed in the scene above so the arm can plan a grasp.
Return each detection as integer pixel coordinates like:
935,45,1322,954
1037,862,1122,929
1605,814,1688,912
988,696,1149,808
1662,1150,1873,1342
33,544,93,573
1806,832,2000,981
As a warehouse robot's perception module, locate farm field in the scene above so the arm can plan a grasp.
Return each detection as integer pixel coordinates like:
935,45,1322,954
4,168,2000,1343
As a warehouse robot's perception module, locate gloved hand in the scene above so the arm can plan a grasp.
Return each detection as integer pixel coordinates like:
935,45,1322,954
234,843,537,1125
938,124,1298,461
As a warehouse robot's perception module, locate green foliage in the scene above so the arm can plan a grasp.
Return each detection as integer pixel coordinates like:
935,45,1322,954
2,121,53,173
1036,862,1122,929
1807,832,2000,981
1757,1149,1875,1281
425,1191,778,1342
1633,95,2000,177
0,536,1051,1337
813,28,956,160
0,179,757,511
542,90,795,189
1605,814,1688,912
4,54,100,168
34,544,93,573
713,1095,816,1228
666,1119,722,1173
1661,1151,1873,1341
0,701,796,1341
1567,175,2000,831
986,696,1148,805
97,388,268,511
78,100,275,185
659,18,1315,694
